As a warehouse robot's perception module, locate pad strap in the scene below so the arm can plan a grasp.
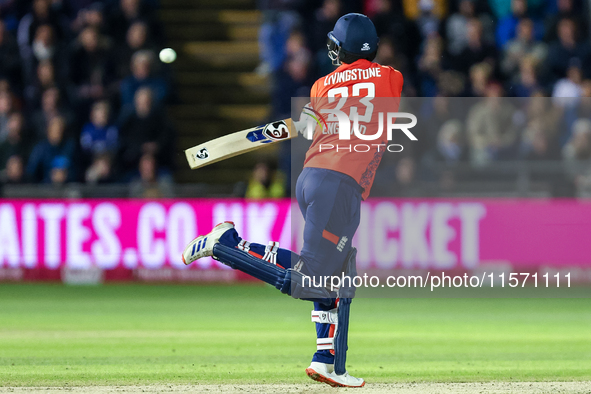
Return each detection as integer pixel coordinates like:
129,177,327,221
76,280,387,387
237,240,250,252
262,241,279,265
312,308,338,351
316,337,334,350
311,309,338,324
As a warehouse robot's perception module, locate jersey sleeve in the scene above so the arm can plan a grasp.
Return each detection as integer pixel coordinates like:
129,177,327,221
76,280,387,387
310,80,318,98
389,67,404,97
309,80,320,112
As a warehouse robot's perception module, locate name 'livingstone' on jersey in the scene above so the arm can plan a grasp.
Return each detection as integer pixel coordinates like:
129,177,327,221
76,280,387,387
323,67,383,86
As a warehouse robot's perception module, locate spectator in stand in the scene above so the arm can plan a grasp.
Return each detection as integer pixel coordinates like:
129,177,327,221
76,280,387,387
420,96,465,156
24,59,57,109
415,0,440,40
245,161,285,199
110,0,142,39
49,155,69,185
522,124,561,161
285,30,311,77
544,0,587,43
26,116,75,183
371,0,422,67
417,35,444,96
0,89,13,142
59,0,113,20
118,87,174,175
447,18,498,75
85,152,115,184
546,18,591,83
433,119,468,163
308,0,340,53
520,94,563,158
563,118,591,193
70,2,107,36
495,0,544,49
80,100,118,155
0,112,28,170
271,30,311,119
307,0,339,78
421,118,468,188
0,20,21,89
0,79,10,93
511,56,542,96
21,24,65,88
374,35,397,67
108,0,161,43
0,0,19,32
437,70,467,96
524,91,563,141
468,62,492,97
401,0,447,21
502,18,547,79
466,82,519,164
562,81,591,145
115,21,155,79
68,25,114,110
394,156,417,195
370,0,399,37
256,1,301,77
30,87,75,140
444,0,494,56
120,50,168,108
1,154,25,184
445,0,472,55
17,0,68,57
129,152,173,197
375,36,414,94
422,118,468,180
563,118,591,161
552,59,584,108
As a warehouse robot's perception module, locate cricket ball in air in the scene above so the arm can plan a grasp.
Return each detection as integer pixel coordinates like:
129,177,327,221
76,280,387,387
159,48,177,63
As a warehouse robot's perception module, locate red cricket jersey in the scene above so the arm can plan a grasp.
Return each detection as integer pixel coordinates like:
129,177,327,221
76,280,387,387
305,59,404,200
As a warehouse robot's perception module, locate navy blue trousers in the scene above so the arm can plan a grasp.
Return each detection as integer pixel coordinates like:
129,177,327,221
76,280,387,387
219,167,362,364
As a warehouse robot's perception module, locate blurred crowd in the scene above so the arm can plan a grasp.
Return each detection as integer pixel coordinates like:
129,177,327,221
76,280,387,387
3,0,591,197
259,0,591,195
0,0,176,192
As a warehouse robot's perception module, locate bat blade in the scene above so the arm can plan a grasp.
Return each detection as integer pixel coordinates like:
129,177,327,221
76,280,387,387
185,118,297,170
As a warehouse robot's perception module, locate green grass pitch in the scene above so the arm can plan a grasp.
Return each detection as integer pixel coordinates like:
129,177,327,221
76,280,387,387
0,283,590,386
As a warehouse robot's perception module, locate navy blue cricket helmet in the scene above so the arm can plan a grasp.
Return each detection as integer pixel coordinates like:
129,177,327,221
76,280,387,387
327,13,378,65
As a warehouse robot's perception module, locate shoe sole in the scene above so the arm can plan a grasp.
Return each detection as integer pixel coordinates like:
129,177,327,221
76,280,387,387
182,222,235,265
181,236,211,265
305,368,365,388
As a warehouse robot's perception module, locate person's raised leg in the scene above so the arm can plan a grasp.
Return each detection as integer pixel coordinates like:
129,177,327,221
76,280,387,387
182,221,296,270
181,220,334,302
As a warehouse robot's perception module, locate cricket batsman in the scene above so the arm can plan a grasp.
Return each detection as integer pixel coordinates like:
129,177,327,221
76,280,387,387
182,13,403,388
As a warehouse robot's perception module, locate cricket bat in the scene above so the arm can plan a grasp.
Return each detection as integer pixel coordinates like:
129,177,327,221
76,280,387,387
185,118,297,170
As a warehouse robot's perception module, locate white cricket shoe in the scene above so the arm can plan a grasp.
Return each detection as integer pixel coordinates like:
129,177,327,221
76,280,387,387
305,362,365,388
182,221,235,265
